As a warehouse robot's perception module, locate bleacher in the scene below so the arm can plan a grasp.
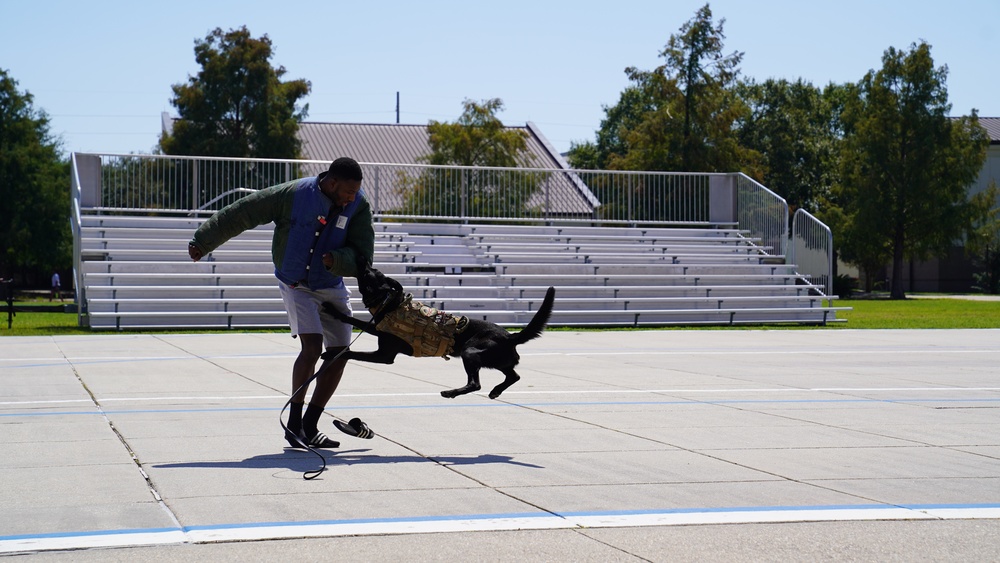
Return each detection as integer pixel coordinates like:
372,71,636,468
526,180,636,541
79,215,845,330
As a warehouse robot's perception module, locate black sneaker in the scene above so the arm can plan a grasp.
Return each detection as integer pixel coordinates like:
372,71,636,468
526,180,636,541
286,429,340,449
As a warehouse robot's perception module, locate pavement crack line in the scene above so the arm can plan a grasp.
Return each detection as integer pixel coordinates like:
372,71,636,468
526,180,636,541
57,339,184,533
153,334,284,393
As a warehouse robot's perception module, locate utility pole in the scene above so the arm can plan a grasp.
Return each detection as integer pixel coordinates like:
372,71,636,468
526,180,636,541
396,92,400,124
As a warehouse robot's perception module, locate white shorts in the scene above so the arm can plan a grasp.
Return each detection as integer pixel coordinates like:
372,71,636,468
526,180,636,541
278,282,353,347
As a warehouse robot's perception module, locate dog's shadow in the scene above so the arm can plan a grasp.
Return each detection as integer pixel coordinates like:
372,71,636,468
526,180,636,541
153,449,544,473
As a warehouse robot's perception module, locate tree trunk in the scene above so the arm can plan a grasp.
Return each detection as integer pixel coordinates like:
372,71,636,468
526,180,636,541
890,226,906,299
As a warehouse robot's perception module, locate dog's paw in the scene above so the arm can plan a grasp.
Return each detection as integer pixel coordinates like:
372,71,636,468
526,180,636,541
441,383,480,399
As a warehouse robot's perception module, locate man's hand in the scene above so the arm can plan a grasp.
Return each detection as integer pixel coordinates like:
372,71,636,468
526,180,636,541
188,243,203,262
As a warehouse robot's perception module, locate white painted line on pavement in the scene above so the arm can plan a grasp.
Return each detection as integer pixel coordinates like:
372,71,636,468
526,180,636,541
4,505,1000,554
0,530,185,554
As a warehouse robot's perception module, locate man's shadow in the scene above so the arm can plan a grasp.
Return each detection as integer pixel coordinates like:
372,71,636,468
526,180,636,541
154,449,544,473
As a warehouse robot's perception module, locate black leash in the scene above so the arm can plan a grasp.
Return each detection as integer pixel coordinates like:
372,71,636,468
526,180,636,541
279,297,388,480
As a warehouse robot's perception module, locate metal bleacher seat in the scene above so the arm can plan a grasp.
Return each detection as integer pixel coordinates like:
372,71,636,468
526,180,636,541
79,216,844,329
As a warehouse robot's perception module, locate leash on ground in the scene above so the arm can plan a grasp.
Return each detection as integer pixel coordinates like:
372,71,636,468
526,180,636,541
280,295,390,480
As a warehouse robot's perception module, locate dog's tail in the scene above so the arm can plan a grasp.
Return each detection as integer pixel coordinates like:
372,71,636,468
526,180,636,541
510,286,555,346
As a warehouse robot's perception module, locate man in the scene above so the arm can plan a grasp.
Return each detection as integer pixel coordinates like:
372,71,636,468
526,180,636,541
188,157,374,449
50,271,61,301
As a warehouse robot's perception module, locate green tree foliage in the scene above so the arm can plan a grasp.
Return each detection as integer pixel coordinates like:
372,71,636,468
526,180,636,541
736,78,840,211
421,98,532,167
566,84,653,170
565,140,600,170
0,69,70,284
581,4,757,224
966,181,1000,294
604,3,754,174
836,42,990,298
398,99,542,219
160,26,310,159
592,85,659,169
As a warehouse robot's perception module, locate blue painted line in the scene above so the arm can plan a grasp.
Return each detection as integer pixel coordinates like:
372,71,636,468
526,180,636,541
4,357,184,370
553,503,1000,518
183,511,552,532
0,407,278,417
3,352,296,370
2,397,999,418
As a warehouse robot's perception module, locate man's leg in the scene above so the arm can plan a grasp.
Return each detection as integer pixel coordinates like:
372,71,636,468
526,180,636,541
279,282,351,447
301,347,347,437
285,333,323,437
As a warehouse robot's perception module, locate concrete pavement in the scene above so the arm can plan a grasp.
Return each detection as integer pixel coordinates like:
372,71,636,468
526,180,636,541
2,328,999,560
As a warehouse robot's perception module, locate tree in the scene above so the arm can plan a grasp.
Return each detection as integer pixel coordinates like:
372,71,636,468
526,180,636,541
603,3,755,174
421,98,532,167
735,78,840,212
160,26,310,159
396,99,541,219
0,69,70,286
587,84,659,169
565,140,600,170
966,181,1000,294
837,42,990,299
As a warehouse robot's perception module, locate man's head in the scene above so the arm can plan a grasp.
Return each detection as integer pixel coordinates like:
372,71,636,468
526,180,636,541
318,157,363,207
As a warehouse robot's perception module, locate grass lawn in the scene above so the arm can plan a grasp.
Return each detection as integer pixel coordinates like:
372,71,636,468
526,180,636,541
835,297,1000,329
2,296,1000,337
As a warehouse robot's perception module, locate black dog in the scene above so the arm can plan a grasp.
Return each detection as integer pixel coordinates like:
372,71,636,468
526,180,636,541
322,261,555,400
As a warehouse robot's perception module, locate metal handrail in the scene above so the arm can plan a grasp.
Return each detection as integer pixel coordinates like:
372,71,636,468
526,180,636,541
70,153,85,325
790,208,833,297
735,173,789,257
197,188,257,211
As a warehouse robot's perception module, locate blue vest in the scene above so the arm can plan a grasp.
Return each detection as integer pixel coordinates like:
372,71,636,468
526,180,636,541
275,178,363,290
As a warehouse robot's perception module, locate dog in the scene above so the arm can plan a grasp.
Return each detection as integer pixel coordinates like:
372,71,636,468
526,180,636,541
322,258,555,400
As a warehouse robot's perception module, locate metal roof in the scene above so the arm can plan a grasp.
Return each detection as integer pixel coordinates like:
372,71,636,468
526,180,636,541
299,123,431,165
162,114,600,215
297,121,599,215
977,117,1000,143
297,121,571,168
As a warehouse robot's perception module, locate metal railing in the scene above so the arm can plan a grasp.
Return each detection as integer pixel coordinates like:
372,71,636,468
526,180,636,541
70,152,807,279
70,153,85,323
72,153,762,227
735,173,789,258
789,208,833,297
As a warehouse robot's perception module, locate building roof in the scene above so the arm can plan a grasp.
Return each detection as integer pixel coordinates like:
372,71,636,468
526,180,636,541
297,121,598,215
162,114,599,215
161,114,574,168
978,117,1000,143
297,121,571,168
299,123,431,165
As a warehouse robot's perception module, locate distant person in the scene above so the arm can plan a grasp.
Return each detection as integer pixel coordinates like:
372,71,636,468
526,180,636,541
50,271,61,301
187,157,374,449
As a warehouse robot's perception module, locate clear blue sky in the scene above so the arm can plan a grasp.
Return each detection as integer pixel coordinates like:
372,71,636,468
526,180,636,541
2,0,997,157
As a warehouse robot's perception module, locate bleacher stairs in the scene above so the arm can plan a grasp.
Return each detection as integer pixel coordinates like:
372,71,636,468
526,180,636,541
79,215,846,330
